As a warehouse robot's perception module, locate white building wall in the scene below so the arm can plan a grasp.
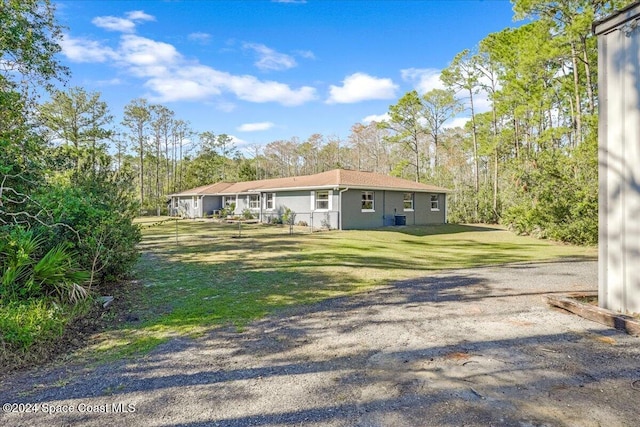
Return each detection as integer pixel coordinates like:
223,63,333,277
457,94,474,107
595,3,640,314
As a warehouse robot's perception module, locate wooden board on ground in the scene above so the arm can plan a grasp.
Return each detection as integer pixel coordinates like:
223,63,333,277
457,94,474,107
545,292,640,336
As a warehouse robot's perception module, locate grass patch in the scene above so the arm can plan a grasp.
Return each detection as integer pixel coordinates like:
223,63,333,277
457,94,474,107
0,298,90,373
89,221,596,360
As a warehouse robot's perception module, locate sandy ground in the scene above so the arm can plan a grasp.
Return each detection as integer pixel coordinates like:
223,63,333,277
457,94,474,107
1,259,640,427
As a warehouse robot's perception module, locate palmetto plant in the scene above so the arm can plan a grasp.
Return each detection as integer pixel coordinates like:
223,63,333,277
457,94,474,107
0,227,89,303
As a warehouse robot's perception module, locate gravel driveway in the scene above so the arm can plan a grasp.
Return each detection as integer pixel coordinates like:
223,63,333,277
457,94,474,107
2,259,639,426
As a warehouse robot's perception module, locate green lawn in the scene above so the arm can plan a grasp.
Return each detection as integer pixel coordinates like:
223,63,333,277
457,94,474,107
89,220,596,359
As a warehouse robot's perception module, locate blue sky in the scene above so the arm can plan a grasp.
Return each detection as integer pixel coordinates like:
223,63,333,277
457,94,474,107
54,0,519,153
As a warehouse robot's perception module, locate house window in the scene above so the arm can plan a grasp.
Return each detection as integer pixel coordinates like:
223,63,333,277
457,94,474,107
265,193,275,210
403,193,414,211
430,194,439,211
223,196,234,208
248,194,260,209
316,191,329,210
362,191,374,211
194,197,199,208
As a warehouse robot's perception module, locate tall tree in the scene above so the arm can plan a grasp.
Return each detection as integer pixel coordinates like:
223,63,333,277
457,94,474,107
441,49,482,217
0,0,67,95
38,87,113,173
379,90,426,182
421,88,461,176
150,104,174,215
122,99,151,207
215,133,237,180
1,0,67,225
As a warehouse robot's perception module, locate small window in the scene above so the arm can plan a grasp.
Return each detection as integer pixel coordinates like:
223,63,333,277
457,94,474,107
194,197,199,208
265,193,275,210
362,191,374,211
223,196,234,207
248,194,260,209
403,193,414,211
430,194,439,211
316,191,329,210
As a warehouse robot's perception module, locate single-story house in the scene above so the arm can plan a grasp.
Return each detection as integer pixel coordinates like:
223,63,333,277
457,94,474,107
168,169,450,230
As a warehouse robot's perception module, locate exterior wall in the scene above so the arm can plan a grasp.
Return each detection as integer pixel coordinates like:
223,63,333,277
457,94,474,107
202,196,222,216
171,195,221,218
172,188,446,228
340,190,446,229
260,190,340,229
595,4,640,314
233,194,249,213
173,196,199,218
415,193,446,224
340,190,383,229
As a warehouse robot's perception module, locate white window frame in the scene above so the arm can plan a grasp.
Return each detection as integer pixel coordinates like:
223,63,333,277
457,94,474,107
430,194,440,211
361,191,375,212
403,192,414,211
193,197,199,209
265,193,275,210
248,194,260,209
315,190,329,210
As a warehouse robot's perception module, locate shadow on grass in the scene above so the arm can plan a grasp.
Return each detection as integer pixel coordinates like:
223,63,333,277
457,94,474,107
7,259,639,427
87,221,595,360
379,223,505,236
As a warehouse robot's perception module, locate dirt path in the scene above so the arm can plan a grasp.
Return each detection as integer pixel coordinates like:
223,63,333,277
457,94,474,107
2,260,639,426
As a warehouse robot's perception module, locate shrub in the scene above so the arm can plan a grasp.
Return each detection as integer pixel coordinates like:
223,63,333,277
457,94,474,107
37,163,141,284
0,298,90,366
0,299,67,351
0,227,89,302
242,209,254,220
270,216,283,225
282,207,295,225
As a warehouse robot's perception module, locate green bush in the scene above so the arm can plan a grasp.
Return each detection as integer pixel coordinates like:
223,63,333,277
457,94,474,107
37,163,141,284
0,299,73,351
242,208,254,220
0,227,89,302
500,148,598,246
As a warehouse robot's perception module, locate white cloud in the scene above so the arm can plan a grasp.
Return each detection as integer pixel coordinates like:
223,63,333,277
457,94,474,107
443,117,471,129
237,122,275,132
362,113,390,124
145,77,219,102
95,78,122,86
295,49,316,60
60,35,118,62
126,10,155,22
92,16,137,33
188,32,212,44
471,91,492,114
92,10,155,33
119,35,181,67
215,101,237,113
227,74,316,105
327,73,398,104
229,135,249,147
401,68,445,94
61,32,317,106
243,43,297,71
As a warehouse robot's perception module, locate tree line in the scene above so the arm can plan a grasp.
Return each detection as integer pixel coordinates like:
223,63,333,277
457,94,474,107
59,0,627,247
1,0,632,364
1,1,141,362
